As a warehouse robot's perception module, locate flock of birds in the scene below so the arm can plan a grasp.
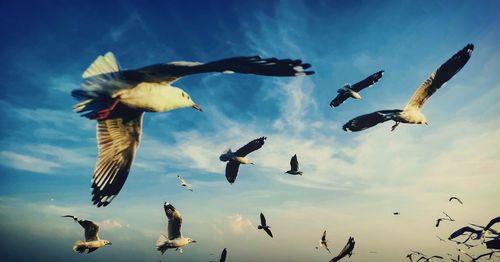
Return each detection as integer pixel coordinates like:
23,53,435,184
59,43,499,261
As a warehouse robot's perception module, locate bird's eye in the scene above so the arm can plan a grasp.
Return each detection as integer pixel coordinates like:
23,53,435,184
187,96,190,100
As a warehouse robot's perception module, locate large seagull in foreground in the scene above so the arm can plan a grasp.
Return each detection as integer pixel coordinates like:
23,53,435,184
342,44,473,132
72,53,314,207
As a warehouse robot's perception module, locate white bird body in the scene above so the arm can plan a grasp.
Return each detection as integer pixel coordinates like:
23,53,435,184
73,240,110,252
396,109,427,125
113,82,196,112
177,175,193,192
219,149,253,164
342,84,362,100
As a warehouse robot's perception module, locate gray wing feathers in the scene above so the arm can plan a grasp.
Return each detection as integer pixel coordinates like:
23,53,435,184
164,203,183,239
91,109,143,207
404,44,474,110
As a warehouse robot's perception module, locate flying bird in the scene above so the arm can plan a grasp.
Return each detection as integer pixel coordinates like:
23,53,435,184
156,202,196,255
316,230,332,255
177,175,193,192
220,137,267,184
257,213,273,238
330,70,384,107
436,212,455,227
416,255,444,261
330,236,355,262
285,154,303,175
448,226,482,242
393,212,400,215
342,44,474,132
62,215,111,253
449,197,463,204
72,53,313,207
458,249,499,261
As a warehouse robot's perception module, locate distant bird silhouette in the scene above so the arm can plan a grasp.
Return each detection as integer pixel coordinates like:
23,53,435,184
449,226,482,242
72,53,314,207
62,215,111,253
257,213,273,238
330,236,355,262
416,255,444,261
220,137,267,184
285,154,303,175
177,175,193,192
393,212,400,215
436,212,455,227
458,249,499,261
449,197,463,204
316,230,332,255
156,202,196,255
343,44,474,132
330,70,384,107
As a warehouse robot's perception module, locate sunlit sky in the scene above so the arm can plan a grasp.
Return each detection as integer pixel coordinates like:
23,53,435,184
0,0,499,261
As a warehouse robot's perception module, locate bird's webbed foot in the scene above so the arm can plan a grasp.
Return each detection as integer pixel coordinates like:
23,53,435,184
391,121,400,132
176,248,183,254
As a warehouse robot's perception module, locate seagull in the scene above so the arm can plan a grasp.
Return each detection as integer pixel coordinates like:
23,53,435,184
436,212,455,227
449,226,482,242
393,212,400,215
62,215,111,253
458,249,499,261
316,230,332,255
285,154,303,175
72,53,313,207
330,236,355,262
156,202,196,255
449,197,463,204
177,175,193,192
342,44,474,132
416,255,444,262
257,213,273,238
220,137,267,184
330,70,384,107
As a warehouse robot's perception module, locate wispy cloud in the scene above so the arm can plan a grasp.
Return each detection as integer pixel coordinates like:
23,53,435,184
0,151,60,174
228,214,255,234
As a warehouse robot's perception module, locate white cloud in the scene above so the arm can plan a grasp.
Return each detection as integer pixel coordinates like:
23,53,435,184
228,214,255,234
0,151,60,174
98,219,123,230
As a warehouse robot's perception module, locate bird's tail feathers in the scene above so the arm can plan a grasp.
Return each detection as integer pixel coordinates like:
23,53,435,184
156,234,169,254
72,240,86,253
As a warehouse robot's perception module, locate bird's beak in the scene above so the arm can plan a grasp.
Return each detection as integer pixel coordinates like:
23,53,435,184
192,104,203,111
108,242,112,245
425,122,428,126
192,240,197,243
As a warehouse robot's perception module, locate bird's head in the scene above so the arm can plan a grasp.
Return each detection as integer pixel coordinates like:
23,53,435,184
188,238,197,244
166,86,203,112
103,240,112,246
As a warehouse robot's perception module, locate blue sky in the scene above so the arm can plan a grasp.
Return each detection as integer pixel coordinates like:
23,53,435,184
0,0,499,261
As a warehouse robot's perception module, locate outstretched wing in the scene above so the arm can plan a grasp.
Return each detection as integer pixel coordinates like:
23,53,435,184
225,160,240,184
122,56,314,84
449,226,481,240
164,202,183,240
235,137,267,157
324,244,332,255
322,230,327,242
351,70,384,92
484,217,500,232
343,110,402,132
260,213,267,226
290,154,299,171
80,220,100,241
219,248,227,262
62,215,100,241
264,227,274,238
329,91,350,108
330,236,355,262
449,197,463,204
91,106,143,207
404,44,474,110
